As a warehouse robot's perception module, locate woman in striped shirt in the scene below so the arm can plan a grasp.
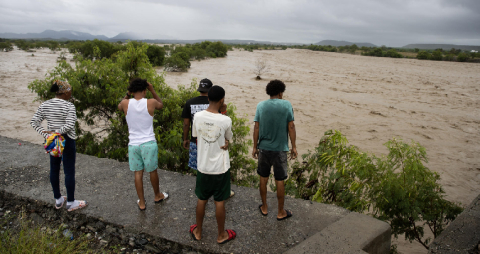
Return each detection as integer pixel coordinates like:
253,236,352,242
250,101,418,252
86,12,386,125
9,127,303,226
30,80,87,211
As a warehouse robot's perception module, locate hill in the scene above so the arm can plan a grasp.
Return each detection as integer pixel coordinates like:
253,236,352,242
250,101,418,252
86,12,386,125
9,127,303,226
0,30,109,40
403,44,480,51
316,40,377,47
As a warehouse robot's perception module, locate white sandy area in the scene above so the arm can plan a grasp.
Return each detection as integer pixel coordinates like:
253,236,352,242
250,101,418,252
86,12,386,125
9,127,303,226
1,47,479,254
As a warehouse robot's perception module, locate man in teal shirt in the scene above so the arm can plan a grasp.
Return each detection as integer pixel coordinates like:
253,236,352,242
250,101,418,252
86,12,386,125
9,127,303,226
252,79,297,221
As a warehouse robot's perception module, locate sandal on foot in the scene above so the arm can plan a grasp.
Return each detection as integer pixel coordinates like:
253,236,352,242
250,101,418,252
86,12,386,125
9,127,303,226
258,204,268,216
189,224,200,241
218,229,236,244
277,209,293,221
55,196,66,209
67,200,88,212
137,200,146,211
154,192,169,203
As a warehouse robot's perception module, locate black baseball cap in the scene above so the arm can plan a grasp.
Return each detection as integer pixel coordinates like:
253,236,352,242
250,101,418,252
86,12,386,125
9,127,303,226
198,78,213,92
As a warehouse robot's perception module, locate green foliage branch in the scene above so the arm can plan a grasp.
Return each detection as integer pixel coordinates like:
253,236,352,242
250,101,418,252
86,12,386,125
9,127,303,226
28,41,256,182
285,130,463,250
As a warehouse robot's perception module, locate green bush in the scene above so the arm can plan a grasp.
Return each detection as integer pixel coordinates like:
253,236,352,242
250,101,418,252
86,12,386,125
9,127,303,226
164,52,191,72
417,51,431,60
385,49,402,58
456,52,468,62
146,44,166,66
431,50,443,61
0,41,13,51
285,130,463,250
444,54,455,61
28,41,256,179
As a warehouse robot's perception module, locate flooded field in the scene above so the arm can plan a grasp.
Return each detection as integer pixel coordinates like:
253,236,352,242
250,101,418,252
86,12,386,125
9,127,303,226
1,47,479,253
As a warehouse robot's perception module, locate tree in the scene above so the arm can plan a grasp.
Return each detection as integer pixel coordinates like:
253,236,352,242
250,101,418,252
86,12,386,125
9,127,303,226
386,49,402,58
48,41,60,52
146,44,166,66
253,58,268,80
28,41,257,180
456,52,468,62
348,44,359,54
0,42,13,52
417,51,431,60
431,50,443,61
164,52,191,72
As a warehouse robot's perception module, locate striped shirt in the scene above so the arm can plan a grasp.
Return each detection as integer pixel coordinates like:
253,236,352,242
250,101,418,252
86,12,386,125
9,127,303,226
30,98,77,139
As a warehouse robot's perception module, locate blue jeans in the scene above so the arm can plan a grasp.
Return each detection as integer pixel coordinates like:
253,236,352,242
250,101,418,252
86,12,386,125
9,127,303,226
49,135,76,202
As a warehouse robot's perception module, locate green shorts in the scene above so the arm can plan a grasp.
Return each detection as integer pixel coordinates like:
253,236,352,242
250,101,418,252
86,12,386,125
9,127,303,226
195,170,231,202
128,141,158,172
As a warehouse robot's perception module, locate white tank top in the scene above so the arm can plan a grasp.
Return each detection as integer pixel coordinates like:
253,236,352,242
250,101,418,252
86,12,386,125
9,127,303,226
126,98,156,146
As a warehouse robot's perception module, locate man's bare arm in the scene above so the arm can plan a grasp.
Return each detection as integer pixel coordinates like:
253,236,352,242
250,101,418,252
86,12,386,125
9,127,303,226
147,82,163,110
288,121,297,160
252,121,260,159
183,118,190,149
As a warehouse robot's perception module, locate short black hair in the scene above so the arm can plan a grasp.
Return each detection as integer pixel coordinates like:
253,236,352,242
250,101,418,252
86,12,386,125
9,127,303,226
208,85,225,102
266,79,286,96
128,78,148,93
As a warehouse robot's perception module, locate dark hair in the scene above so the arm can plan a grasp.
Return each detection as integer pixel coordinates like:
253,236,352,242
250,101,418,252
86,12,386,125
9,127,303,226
50,83,59,93
266,79,286,96
208,85,225,102
128,78,148,93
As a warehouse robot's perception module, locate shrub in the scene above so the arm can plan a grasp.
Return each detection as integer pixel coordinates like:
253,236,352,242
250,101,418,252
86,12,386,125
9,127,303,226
285,130,463,250
456,52,468,62
444,54,455,61
431,51,443,61
146,44,166,66
417,51,431,60
385,49,402,58
28,41,256,180
0,41,13,52
164,52,191,72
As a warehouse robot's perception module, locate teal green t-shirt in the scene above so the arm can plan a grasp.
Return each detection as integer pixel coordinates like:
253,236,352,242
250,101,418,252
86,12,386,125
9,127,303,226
254,99,294,151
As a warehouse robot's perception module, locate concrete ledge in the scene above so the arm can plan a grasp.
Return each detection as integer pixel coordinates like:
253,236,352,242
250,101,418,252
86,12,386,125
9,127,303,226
0,136,391,253
428,194,480,254
284,212,391,254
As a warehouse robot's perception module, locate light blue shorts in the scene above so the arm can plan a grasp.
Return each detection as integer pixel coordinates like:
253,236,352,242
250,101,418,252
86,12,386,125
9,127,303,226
128,141,158,172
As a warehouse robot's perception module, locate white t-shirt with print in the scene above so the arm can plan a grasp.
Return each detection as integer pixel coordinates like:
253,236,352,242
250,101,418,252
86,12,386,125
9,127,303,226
192,110,233,175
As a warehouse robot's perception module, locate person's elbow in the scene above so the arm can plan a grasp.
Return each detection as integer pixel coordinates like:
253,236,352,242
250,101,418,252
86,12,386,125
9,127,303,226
156,102,163,110
288,121,295,130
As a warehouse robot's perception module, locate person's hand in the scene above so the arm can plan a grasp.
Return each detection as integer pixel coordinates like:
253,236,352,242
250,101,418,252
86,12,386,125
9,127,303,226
252,147,259,159
42,131,54,135
147,82,154,91
183,140,189,150
220,139,229,150
220,103,227,114
290,147,298,160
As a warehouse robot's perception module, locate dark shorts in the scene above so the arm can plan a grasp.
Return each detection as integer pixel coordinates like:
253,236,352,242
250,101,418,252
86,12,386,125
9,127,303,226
195,170,231,202
257,149,288,181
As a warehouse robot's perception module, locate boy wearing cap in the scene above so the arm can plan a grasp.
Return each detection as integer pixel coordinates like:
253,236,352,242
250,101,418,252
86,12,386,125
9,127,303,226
189,85,236,244
182,79,234,197
182,78,213,171
253,79,297,220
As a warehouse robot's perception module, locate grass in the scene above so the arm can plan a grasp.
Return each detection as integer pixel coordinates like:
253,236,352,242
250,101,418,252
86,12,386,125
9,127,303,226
0,211,95,254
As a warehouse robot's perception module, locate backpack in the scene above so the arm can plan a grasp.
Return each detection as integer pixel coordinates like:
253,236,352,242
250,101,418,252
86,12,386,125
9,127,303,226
44,133,65,157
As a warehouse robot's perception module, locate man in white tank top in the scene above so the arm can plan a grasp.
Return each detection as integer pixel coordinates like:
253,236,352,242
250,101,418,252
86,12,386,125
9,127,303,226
118,78,169,211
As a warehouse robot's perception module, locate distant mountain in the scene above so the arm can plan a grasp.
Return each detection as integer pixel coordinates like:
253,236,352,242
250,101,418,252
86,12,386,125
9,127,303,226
403,44,480,51
316,40,377,47
0,30,109,40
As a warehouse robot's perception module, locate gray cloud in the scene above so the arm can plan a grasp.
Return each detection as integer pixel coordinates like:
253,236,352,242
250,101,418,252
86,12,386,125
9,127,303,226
0,0,479,46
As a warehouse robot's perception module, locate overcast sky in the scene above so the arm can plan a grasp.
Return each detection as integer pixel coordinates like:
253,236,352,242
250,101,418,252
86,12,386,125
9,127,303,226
1,0,479,47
